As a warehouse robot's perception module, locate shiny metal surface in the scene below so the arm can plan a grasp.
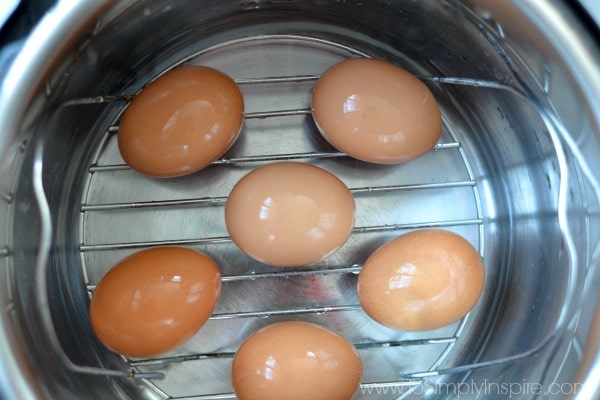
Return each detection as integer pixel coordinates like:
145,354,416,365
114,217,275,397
79,36,486,398
0,0,599,399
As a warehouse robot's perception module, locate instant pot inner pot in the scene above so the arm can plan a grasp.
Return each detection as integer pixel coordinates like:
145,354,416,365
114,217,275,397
6,1,598,399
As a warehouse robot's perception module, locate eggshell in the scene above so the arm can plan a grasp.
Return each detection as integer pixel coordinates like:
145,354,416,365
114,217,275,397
232,321,362,400
118,66,244,177
225,162,355,267
358,229,484,331
89,247,221,357
311,57,442,164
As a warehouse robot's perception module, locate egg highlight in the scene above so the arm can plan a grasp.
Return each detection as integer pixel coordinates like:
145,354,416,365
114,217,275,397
232,321,362,400
118,66,244,177
312,57,442,164
225,162,355,267
357,229,484,331
89,246,221,358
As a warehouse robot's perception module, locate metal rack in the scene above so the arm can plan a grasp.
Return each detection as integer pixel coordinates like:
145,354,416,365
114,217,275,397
28,34,587,399
76,37,485,398
80,118,481,398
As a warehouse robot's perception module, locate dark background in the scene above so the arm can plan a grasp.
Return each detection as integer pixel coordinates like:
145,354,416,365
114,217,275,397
1,0,55,47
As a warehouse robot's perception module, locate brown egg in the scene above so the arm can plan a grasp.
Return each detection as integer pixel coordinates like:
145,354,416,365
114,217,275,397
89,247,221,358
225,162,355,267
357,229,484,331
311,58,442,164
118,66,244,177
232,321,362,400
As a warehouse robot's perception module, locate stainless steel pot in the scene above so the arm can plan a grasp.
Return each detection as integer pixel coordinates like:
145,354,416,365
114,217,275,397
1,0,600,399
